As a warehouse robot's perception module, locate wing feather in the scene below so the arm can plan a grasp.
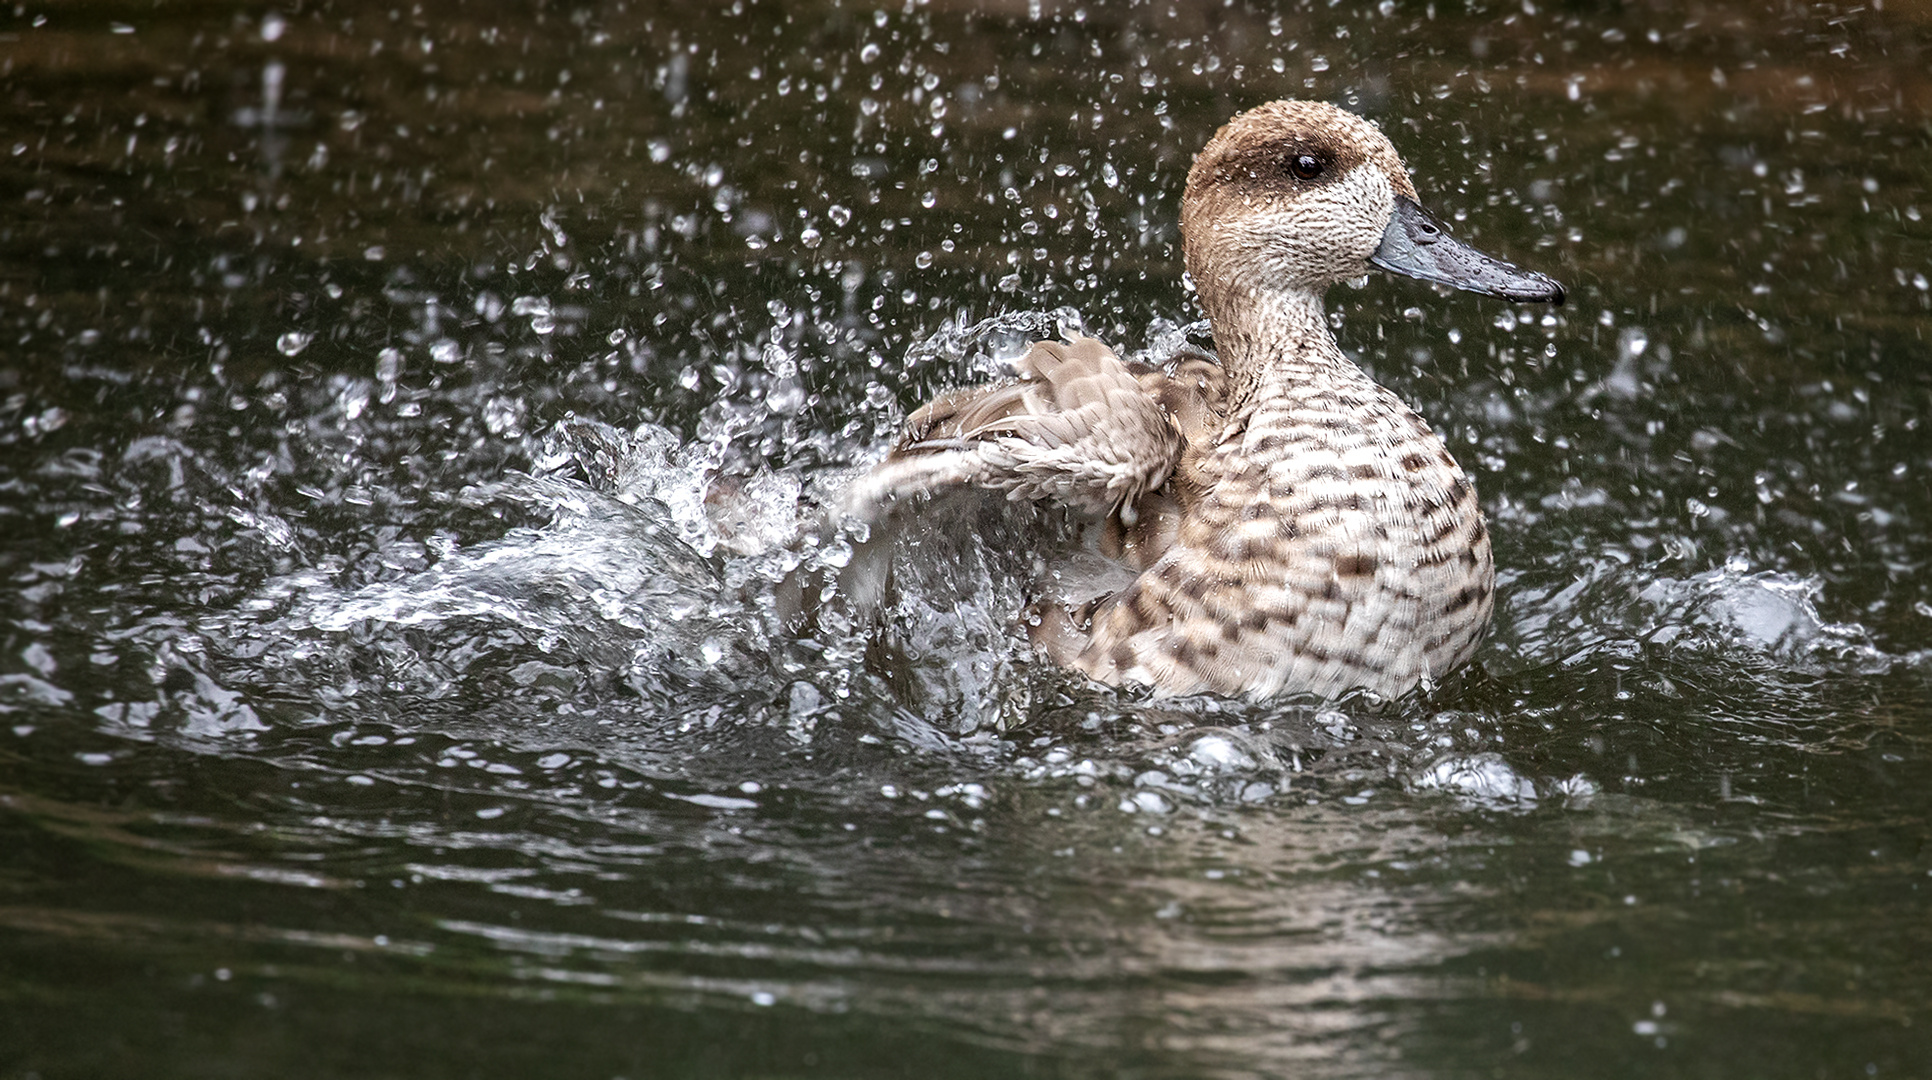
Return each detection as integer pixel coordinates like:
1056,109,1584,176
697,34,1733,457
844,335,1189,521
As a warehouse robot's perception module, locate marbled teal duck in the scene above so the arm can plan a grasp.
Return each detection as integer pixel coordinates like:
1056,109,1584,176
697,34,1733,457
845,100,1563,700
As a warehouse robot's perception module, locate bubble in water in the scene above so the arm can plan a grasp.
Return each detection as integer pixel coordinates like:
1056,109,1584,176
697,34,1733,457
276,331,312,356
1413,753,1538,805
1186,733,1257,772
788,681,823,719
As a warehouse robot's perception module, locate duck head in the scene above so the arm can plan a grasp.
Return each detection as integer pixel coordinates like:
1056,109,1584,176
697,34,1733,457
1180,99,1564,311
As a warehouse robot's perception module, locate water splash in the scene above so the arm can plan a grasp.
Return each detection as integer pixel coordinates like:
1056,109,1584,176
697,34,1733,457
1496,559,1894,678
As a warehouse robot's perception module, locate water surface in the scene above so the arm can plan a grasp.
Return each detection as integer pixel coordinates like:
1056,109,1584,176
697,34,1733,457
2,1,1930,1077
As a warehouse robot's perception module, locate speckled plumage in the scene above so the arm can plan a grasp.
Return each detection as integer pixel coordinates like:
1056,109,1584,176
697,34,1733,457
849,100,1562,700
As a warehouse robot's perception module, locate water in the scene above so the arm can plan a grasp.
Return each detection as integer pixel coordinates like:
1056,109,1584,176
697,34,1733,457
3,1,1930,1077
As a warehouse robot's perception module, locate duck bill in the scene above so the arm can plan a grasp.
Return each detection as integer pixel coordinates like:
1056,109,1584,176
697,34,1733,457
1370,195,1565,305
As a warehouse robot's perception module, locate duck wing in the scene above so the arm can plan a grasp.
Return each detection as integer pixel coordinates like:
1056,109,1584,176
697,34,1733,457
843,335,1184,521
1093,345,1229,569
1131,346,1227,461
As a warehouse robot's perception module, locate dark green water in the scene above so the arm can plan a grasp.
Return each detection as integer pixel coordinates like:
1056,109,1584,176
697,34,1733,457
3,1,1930,1077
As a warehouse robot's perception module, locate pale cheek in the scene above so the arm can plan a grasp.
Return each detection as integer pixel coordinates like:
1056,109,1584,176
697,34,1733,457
1329,168,1395,262
1222,167,1396,284
1258,196,1383,274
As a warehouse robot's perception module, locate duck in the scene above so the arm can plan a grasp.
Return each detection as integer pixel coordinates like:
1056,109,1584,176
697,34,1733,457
841,100,1563,701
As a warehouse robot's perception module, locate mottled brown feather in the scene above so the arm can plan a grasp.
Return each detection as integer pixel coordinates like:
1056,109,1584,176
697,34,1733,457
845,336,1182,519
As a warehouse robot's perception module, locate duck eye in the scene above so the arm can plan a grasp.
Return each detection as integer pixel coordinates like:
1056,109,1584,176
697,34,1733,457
1288,154,1324,181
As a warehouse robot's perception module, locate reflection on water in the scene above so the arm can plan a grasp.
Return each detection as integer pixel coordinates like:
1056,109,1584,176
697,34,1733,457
2,1,1931,1077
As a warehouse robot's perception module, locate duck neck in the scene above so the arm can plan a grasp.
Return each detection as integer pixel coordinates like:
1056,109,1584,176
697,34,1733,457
1201,283,1361,413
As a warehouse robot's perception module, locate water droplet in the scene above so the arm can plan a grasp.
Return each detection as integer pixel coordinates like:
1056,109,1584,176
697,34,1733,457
765,378,805,415
276,331,312,356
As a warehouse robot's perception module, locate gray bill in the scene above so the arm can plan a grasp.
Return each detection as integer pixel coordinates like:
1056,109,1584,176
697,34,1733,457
1370,194,1565,305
